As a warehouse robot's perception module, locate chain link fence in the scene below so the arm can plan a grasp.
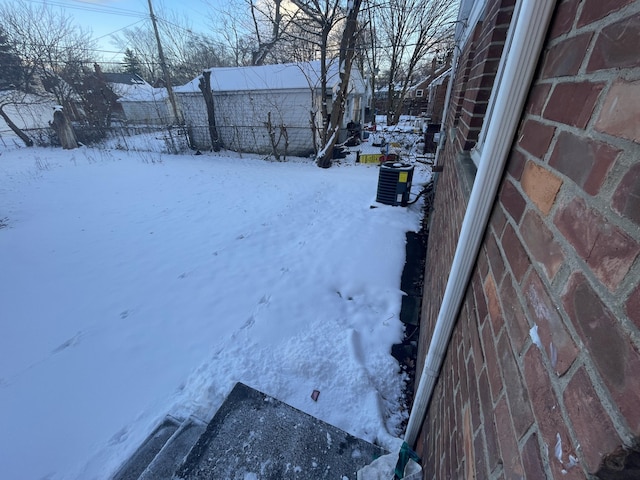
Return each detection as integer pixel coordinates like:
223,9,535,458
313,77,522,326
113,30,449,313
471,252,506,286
1,122,317,159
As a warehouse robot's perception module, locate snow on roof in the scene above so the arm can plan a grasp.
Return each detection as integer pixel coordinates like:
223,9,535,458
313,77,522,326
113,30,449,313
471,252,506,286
103,73,147,86
428,68,452,88
103,73,158,100
174,61,342,94
117,84,168,102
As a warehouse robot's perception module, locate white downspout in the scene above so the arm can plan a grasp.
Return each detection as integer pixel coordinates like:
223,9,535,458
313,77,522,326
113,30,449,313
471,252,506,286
404,0,555,447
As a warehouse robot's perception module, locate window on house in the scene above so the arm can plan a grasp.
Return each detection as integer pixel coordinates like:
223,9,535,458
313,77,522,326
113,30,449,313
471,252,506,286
416,89,424,98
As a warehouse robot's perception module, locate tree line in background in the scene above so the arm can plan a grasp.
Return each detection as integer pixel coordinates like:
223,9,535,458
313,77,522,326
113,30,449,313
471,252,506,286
0,0,456,165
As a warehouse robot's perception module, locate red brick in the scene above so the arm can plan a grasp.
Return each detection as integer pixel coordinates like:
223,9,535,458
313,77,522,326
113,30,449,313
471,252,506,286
554,197,640,291
507,149,527,181
500,180,527,224
484,273,504,334
578,0,635,27
626,283,640,331
587,12,640,71
491,203,508,237
563,273,640,431
517,119,556,159
474,426,489,480
496,332,534,438
595,79,640,144
499,274,530,352
521,162,563,215
543,82,605,128
587,224,640,291
563,367,623,473
548,0,580,39
462,406,475,479
478,252,490,285
521,433,547,479
468,356,483,431
501,224,530,283
494,396,525,478
523,346,580,479
473,271,489,326
481,320,503,401
525,83,552,116
541,33,593,78
523,270,578,376
521,210,565,281
478,368,501,471
485,232,506,285
549,131,620,196
468,305,485,371
554,197,600,259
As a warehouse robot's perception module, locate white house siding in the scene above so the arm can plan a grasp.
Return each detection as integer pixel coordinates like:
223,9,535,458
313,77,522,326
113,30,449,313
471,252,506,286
119,99,170,126
178,89,317,157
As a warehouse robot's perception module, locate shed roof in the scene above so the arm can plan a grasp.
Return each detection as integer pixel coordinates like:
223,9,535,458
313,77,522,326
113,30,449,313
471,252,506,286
175,61,346,94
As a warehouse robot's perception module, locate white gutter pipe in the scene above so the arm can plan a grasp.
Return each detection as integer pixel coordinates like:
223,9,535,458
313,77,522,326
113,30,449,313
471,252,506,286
404,0,555,447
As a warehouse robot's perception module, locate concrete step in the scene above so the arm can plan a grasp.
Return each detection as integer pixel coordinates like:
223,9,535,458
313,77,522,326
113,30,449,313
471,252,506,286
176,382,387,480
138,416,208,480
111,382,385,480
111,416,181,480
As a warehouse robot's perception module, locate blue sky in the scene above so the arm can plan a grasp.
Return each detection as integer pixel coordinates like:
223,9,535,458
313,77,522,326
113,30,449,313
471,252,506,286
31,0,216,60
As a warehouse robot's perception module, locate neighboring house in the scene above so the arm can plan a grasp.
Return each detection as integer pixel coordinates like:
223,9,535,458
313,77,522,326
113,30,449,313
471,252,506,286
405,78,432,116
109,73,171,126
405,64,452,118
0,91,57,145
405,0,640,478
425,67,451,124
174,61,368,156
103,72,151,98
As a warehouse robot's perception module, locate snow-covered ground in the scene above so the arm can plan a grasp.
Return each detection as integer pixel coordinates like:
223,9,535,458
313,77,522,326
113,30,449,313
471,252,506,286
0,144,428,480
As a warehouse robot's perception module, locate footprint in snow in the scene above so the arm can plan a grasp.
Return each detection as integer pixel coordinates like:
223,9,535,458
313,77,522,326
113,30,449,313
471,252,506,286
241,316,255,330
108,426,129,445
52,331,84,354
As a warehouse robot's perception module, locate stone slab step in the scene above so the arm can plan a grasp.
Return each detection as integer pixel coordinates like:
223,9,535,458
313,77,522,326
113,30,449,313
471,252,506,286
175,382,387,480
111,416,181,480
138,416,208,480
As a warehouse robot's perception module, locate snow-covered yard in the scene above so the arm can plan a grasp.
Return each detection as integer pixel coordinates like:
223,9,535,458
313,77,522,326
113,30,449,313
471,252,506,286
0,145,427,480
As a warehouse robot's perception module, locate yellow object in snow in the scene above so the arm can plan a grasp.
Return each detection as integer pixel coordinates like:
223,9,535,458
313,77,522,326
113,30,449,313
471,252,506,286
359,153,383,164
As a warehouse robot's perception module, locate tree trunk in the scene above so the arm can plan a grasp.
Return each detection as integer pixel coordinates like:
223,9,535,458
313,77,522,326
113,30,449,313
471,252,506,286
0,105,33,147
51,108,78,149
317,0,363,168
199,70,221,151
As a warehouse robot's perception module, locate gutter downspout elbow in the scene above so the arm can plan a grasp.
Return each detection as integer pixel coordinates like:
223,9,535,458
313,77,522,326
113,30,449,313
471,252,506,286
404,0,555,448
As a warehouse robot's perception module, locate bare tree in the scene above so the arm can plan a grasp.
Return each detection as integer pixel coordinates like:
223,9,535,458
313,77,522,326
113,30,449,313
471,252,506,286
206,7,253,67
0,91,34,146
112,27,161,83
317,0,364,168
248,0,297,65
198,70,222,151
290,0,343,150
0,25,23,90
0,0,96,112
375,0,456,124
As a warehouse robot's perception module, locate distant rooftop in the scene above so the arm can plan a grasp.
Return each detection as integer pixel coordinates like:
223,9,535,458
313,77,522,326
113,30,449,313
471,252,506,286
175,60,345,94
103,73,147,86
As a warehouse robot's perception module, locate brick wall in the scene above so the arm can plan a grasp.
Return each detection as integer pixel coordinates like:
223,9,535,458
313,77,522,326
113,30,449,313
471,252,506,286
416,0,640,478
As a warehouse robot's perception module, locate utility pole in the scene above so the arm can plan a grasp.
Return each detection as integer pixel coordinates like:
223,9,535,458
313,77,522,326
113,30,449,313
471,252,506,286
147,0,181,125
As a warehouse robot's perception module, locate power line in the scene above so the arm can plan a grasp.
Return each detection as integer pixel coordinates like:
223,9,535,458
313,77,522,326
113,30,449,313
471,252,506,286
20,0,149,19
